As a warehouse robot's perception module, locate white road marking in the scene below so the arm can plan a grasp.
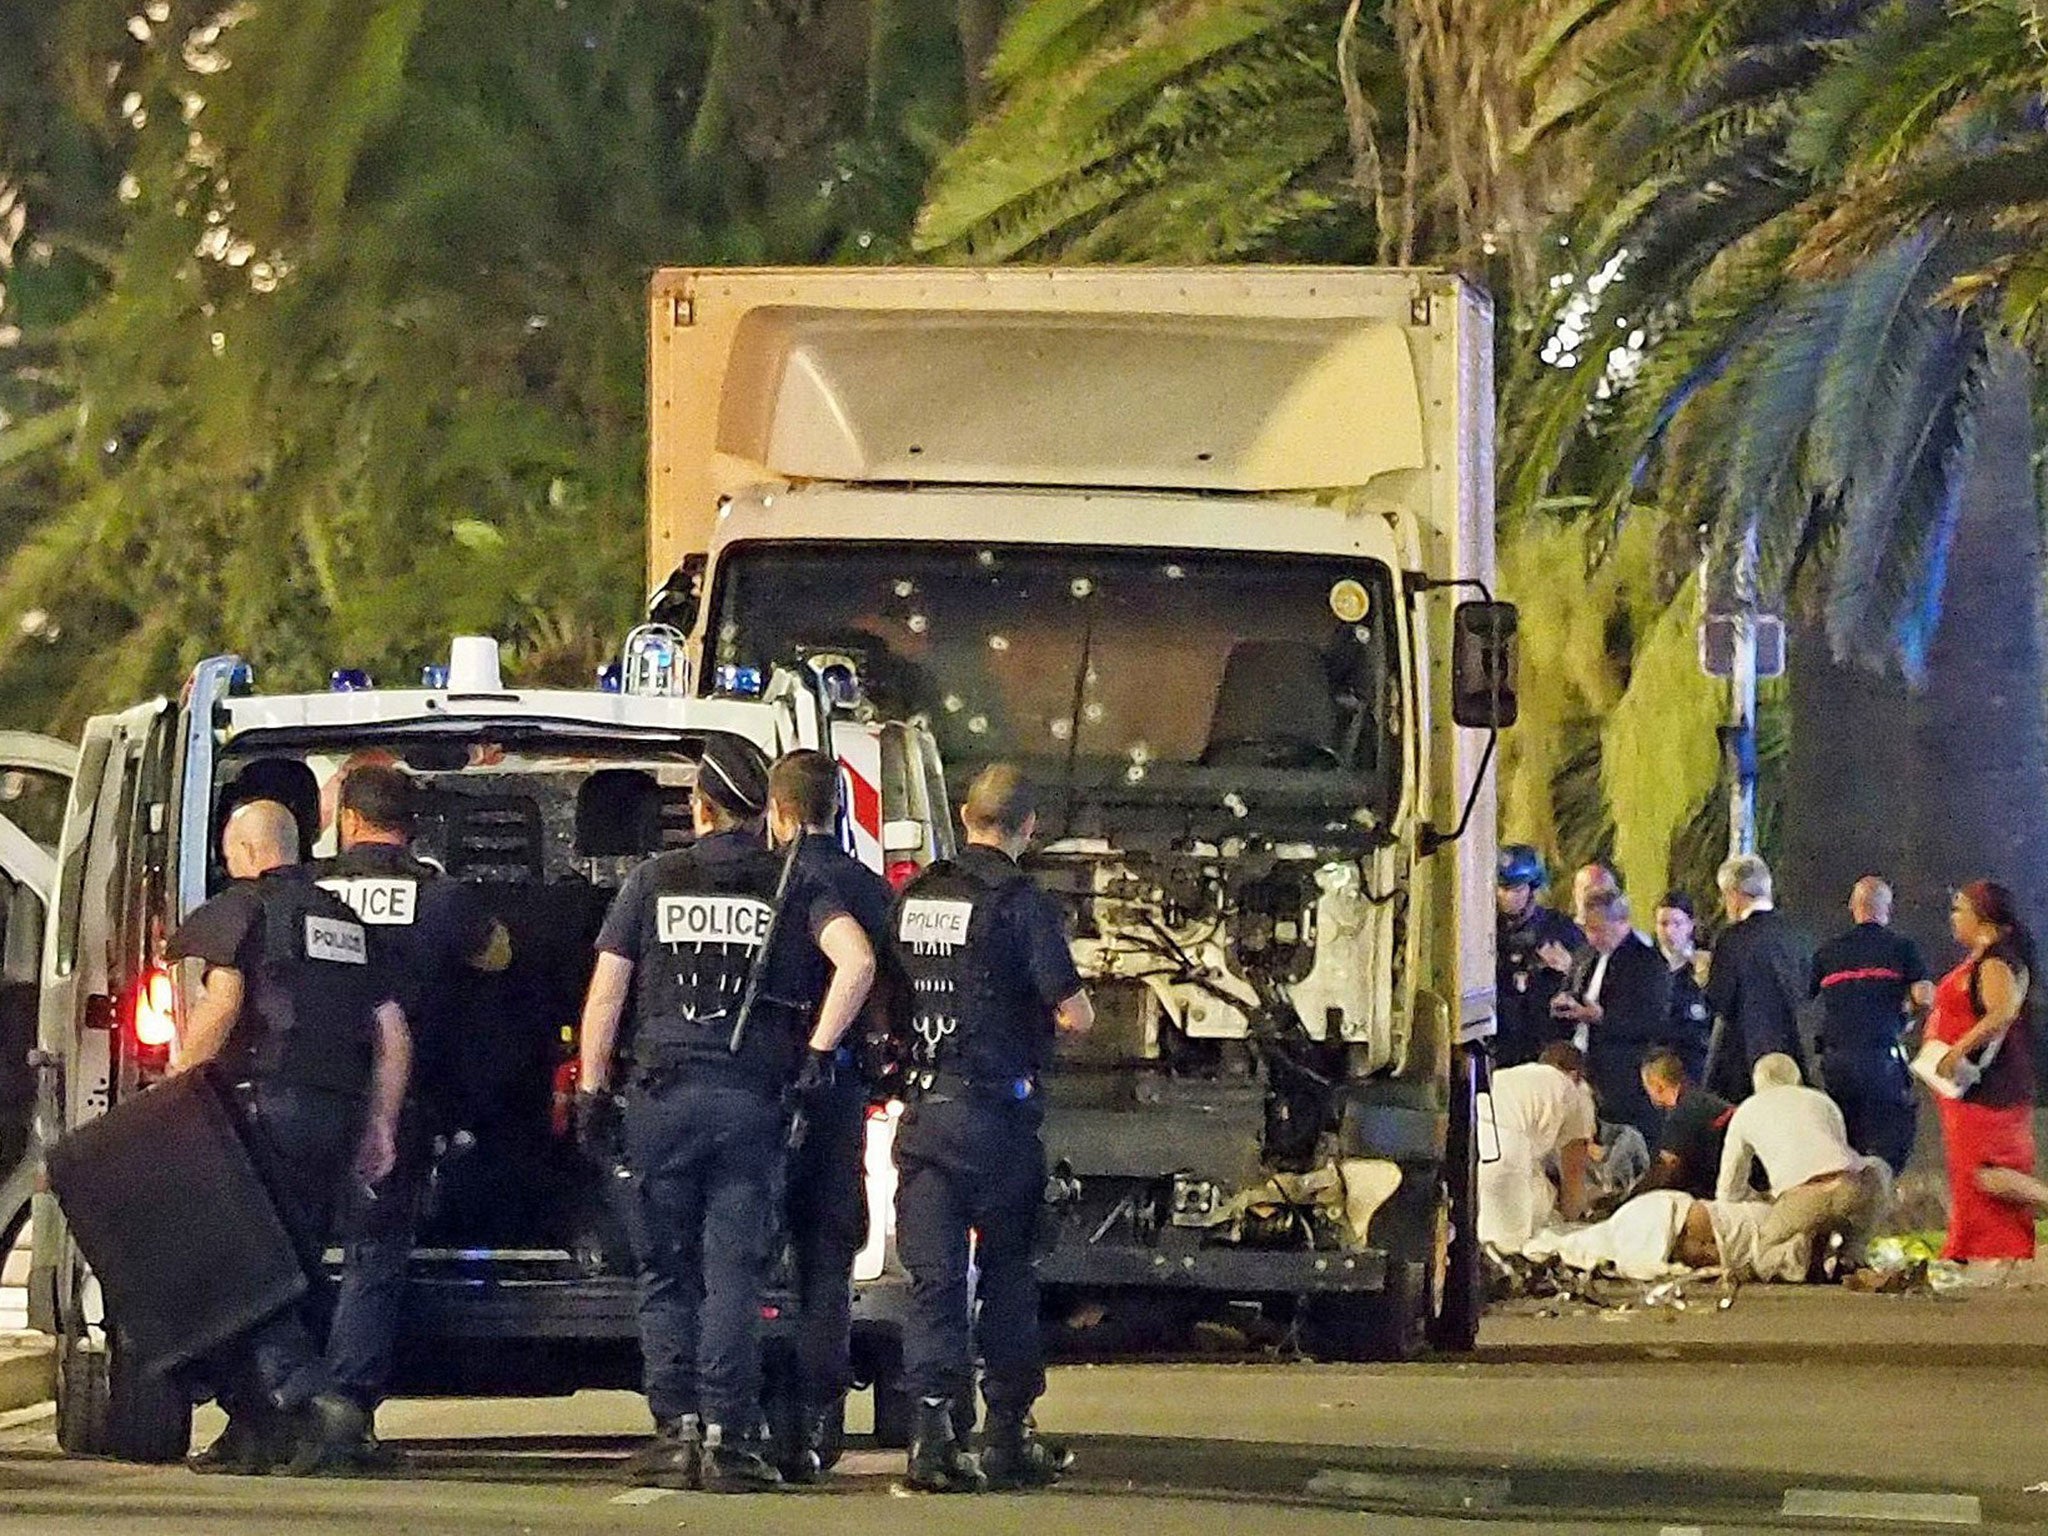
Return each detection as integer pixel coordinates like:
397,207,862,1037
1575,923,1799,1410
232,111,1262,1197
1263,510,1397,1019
609,1487,676,1505
1659,1526,1705,1536
1306,1468,1511,1509
1782,1489,1982,1525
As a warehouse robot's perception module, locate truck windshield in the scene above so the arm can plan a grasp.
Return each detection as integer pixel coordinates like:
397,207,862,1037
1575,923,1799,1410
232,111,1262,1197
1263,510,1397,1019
710,542,1402,835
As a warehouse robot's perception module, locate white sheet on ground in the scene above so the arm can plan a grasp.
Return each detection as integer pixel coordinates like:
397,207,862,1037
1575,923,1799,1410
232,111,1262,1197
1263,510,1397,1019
1523,1190,1692,1280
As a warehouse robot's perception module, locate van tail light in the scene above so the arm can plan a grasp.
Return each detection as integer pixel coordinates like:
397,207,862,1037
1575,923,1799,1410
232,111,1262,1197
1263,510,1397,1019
131,966,179,1052
551,1058,580,1138
885,859,920,890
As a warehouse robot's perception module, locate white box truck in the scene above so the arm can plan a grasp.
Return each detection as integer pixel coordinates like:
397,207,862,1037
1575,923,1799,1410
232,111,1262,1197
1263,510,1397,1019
646,267,1516,1360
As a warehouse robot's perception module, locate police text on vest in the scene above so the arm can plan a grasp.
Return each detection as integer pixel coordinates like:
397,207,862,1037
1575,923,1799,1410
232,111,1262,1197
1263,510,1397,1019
317,877,418,926
900,899,973,951
656,895,773,948
305,914,370,965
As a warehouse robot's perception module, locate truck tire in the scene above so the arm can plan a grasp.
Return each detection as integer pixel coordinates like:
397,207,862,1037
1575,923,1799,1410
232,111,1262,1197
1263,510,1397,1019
56,1328,190,1463
1427,1044,1484,1354
1298,1259,1426,1363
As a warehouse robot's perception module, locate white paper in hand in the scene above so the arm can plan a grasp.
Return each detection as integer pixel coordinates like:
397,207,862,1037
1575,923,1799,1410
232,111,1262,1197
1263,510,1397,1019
1909,1039,1974,1100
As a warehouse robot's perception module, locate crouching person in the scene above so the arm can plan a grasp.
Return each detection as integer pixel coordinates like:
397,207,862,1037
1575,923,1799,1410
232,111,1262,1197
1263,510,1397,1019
1477,1042,1598,1253
1716,1053,1890,1276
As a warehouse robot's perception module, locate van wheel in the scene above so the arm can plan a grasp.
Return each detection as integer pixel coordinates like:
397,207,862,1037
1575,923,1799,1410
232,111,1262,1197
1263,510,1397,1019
56,1328,189,1463
1298,1260,1426,1363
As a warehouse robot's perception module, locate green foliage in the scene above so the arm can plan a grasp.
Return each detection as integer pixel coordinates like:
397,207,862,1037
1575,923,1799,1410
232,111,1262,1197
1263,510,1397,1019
0,0,964,725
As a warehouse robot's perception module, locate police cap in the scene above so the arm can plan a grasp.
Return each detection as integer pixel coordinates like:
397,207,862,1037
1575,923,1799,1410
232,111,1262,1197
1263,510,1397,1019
695,737,770,817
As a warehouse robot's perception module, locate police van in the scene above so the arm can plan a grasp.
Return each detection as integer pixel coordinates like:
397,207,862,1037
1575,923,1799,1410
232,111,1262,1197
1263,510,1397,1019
8,633,948,1462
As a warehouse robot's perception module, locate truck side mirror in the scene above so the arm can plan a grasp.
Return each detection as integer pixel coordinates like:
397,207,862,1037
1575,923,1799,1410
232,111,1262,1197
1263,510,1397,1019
1450,601,1518,728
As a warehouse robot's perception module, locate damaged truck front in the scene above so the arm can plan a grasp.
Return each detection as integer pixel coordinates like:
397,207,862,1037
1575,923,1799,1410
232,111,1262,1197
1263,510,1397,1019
648,267,1516,1359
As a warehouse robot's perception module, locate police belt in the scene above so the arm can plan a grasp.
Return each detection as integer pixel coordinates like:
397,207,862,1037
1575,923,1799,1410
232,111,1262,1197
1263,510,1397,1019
915,1068,1038,1104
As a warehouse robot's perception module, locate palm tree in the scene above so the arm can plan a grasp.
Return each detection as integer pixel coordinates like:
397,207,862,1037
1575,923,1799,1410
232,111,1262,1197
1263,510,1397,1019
1511,0,2048,955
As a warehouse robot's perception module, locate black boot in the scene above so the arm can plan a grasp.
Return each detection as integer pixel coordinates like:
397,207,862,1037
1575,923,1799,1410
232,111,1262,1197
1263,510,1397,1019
980,1411,1071,1490
625,1414,703,1490
775,1404,825,1485
278,1392,369,1477
187,1410,284,1475
905,1396,985,1493
701,1423,784,1493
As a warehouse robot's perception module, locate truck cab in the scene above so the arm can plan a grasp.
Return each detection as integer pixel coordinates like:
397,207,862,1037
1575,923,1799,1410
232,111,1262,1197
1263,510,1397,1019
23,635,948,1461
650,266,1517,1361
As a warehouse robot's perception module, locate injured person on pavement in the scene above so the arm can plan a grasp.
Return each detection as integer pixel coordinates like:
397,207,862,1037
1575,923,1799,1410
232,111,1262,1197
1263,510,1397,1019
1520,1188,1814,1283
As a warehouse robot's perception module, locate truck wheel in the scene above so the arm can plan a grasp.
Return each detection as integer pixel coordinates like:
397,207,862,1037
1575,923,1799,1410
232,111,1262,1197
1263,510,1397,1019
56,1329,189,1463
1299,1260,1426,1363
1427,1044,1484,1353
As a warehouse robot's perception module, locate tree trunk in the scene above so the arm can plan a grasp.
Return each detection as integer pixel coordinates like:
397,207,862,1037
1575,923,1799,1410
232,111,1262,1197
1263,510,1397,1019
1898,348,2048,965
1785,349,2048,970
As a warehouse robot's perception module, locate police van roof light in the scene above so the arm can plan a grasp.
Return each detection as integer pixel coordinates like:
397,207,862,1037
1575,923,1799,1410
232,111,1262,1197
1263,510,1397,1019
715,664,764,698
330,668,374,692
447,636,504,694
421,663,450,688
621,624,687,697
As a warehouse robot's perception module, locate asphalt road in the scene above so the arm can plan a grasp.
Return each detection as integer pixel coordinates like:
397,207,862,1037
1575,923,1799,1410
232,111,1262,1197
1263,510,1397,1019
5,1286,2047,1534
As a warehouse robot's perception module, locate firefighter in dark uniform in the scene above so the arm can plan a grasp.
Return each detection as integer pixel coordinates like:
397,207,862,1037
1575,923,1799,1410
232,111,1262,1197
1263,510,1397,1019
891,764,1093,1493
313,764,511,1452
1495,845,1582,1067
573,739,875,1493
764,749,896,1482
167,799,412,1476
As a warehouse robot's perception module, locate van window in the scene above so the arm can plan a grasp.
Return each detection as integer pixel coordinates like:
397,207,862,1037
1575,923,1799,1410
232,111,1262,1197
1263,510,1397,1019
54,734,113,977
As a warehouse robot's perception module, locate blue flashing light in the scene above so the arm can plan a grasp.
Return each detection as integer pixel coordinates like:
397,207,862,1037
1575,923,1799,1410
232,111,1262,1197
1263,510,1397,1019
421,663,450,688
597,662,623,694
329,668,374,692
227,662,256,696
714,664,764,698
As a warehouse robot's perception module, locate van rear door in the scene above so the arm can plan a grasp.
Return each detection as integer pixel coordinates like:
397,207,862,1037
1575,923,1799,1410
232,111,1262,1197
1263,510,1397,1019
0,732,77,1247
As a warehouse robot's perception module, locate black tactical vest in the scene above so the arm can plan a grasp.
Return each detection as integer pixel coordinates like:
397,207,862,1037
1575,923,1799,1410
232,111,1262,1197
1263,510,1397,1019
894,858,1036,1094
626,839,812,1091
224,869,385,1096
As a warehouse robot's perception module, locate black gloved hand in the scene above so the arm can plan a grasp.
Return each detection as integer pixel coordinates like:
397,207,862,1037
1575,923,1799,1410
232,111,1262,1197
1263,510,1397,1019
793,1047,837,1100
573,1087,622,1163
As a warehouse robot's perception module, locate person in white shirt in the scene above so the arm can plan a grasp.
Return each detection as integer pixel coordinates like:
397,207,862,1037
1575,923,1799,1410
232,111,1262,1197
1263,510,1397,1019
1716,1053,1890,1269
1478,1043,1598,1251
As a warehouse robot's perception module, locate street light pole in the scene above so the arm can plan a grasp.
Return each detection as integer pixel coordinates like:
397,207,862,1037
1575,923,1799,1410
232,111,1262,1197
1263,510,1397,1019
1725,523,1759,858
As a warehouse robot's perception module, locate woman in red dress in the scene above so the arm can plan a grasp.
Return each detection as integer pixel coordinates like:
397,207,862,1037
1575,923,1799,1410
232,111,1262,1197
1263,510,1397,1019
1928,881,2041,1261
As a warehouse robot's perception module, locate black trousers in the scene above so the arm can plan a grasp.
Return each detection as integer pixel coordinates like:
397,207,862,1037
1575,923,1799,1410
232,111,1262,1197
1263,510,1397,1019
200,1083,360,1416
895,1094,1046,1420
625,1079,783,1431
1824,1048,1917,1176
785,1071,868,1413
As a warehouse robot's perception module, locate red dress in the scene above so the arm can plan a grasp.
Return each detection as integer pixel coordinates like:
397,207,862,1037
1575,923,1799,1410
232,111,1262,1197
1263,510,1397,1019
1928,958,2037,1261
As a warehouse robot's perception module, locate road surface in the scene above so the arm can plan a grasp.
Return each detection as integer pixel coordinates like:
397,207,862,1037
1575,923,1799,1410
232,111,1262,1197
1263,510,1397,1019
4,1286,2047,1533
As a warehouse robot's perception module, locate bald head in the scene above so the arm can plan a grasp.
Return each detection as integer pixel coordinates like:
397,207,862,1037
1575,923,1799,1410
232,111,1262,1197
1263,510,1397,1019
224,798,301,879
1850,876,1892,926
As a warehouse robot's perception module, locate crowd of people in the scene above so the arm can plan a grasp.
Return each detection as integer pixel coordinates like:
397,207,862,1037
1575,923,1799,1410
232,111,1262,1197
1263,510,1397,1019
1489,846,2048,1281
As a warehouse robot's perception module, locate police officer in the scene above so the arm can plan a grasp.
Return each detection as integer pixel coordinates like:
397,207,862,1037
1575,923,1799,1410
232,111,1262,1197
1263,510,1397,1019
892,764,1093,1494
1495,845,1582,1068
313,764,510,1455
574,739,875,1493
167,799,411,1476
764,749,895,1482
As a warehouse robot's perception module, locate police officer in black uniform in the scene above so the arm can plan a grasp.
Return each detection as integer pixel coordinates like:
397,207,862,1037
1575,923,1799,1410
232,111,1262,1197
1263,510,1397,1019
167,799,412,1476
574,739,875,1493
764,749,895,1481
892,764,1093,1494
1495,845,1582,1067
313,765,510,1450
